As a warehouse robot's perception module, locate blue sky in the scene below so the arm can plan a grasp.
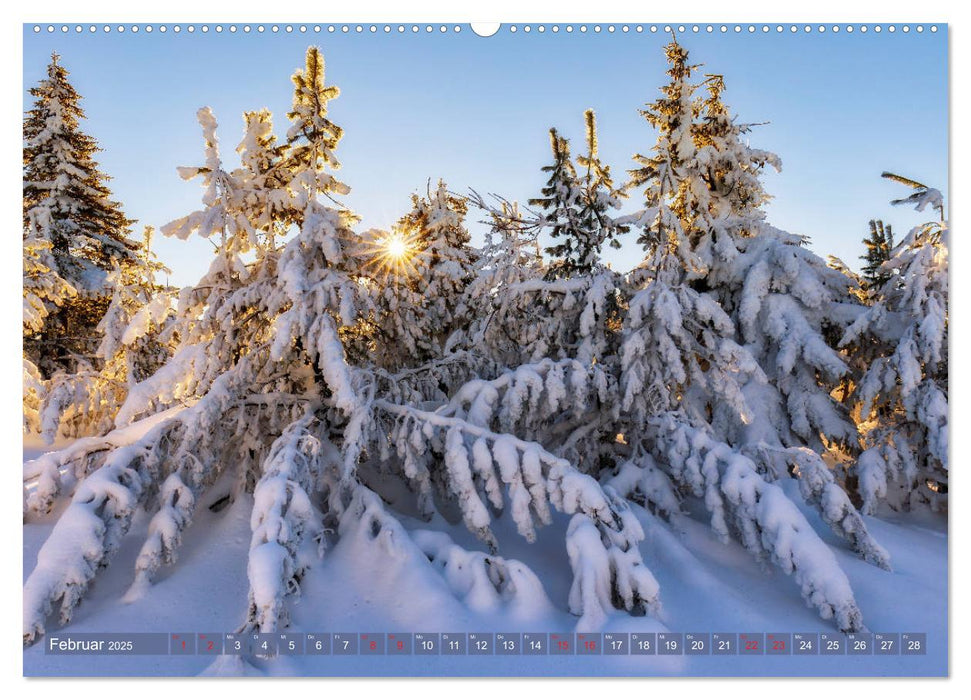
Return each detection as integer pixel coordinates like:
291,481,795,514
23,24,948,287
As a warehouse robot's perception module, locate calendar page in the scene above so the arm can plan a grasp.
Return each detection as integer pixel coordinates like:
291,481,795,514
21,19,948,679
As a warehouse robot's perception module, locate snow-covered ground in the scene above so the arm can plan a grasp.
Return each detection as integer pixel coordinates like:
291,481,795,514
23,441,947,678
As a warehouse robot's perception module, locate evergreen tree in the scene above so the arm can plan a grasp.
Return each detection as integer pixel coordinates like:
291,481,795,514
24,47,376,642
530,128,585,279
841,176,948,513
361,222,429,371
626,38,707,285
462,190,627,471
95,226,173,385
38,227,176,443
538,111,628,279
406,180,478,355
647,47,859,460
365,180,477,372
860,219,895,293
620,38,888,579
23,52,137,285
688,73,780,286
23,53,139,375
468,118,630,370
460,200,546,367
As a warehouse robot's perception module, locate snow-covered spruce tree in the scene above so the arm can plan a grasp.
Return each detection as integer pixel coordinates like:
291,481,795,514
530,127,584,278
632,43,865,476
620,60,761,428
364,180,478,373
413,181,479,353
456,125,631,472
459,199,547,368
357,224,430,371
625,39,709,286
462,121,627,370
38,226,176,443
95,225,173,380
615,252,889,618
23,52,139,376
23,235,76,432
24,47,366,643
24,47,658,645
574,110,630,265
860,219,895,296
355,181,493,412
840,175,948,513
534,113,628,280
617,39,888,587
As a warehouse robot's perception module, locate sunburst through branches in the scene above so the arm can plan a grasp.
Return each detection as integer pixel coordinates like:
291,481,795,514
361,226,422,282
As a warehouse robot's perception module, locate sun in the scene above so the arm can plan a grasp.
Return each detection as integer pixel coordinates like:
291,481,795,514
360,228,421,282
385,233,409,261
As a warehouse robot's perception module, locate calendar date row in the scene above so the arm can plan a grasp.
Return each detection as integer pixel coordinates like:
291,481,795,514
45,631,927,656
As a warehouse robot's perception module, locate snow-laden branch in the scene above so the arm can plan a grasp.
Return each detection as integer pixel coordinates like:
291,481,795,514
612,413,866,632
749,444,890,570
23,406,183,517
23,420,176,645
374,396,661,622
242,409,329,632
413,529,557,618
